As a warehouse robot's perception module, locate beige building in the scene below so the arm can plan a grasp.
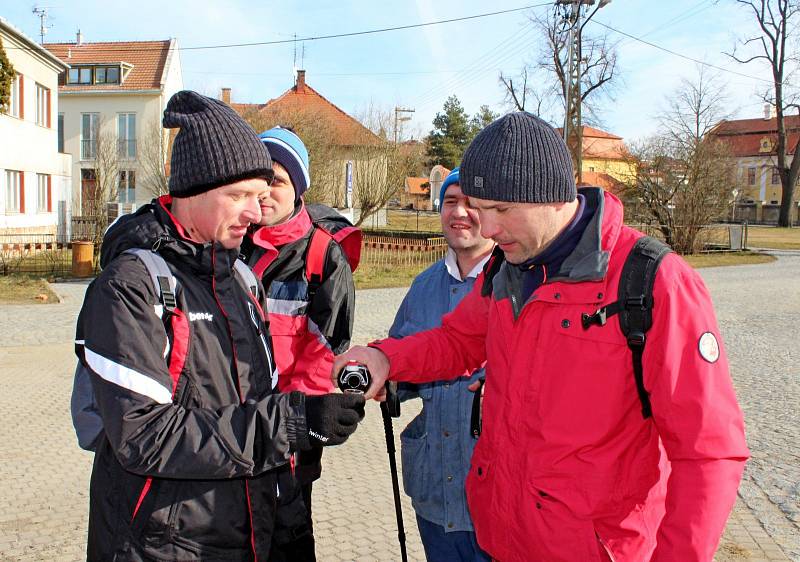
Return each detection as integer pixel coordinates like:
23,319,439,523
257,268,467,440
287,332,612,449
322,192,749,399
0,17,71,237
44,35,182,216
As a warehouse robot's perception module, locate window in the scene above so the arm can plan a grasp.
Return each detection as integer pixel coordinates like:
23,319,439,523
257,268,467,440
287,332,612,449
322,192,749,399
58,113,64,152
5,170,24,213
67,67,93,84
81,113,99,160
8,74,22,118
35,83,50,127
747,167,756,185
118,170,136,204
772,168,781,185
95,66,120,84
589,166,596,172
81,169,97,215
37,174,52,213
770,200,779,204
118,113,136,159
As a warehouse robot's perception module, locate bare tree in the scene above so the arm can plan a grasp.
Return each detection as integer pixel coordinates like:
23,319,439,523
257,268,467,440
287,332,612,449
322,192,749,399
242,106,344,206
624,71,735,254
80,118,120,257
139,120,169,198
728,0,800,226
499,67,560,118
499,9,619,170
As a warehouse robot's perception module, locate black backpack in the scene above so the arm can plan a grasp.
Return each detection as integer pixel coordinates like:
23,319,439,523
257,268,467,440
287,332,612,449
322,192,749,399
479,236,672,422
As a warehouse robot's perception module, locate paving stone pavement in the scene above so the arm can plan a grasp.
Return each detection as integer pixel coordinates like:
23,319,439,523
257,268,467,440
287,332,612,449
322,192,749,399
0,253,797,561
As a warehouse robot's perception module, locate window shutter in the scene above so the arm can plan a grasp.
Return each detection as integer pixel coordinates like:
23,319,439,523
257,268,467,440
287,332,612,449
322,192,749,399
19,172,25,214
19,75,24,119
47,175,52,212
46,89,51,128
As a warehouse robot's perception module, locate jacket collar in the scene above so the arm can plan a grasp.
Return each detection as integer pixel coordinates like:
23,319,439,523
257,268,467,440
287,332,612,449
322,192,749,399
250,202,313,249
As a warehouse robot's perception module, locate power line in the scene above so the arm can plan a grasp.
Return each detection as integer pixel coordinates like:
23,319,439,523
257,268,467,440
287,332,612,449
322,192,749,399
6,3,551,54
590,18,786,88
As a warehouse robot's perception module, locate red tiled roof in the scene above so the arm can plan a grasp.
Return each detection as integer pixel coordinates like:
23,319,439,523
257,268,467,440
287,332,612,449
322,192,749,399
578,171,626,194
710,115,800,157
554,125,629,159
232,73,381,147
43,40,172,91
406,177,430,195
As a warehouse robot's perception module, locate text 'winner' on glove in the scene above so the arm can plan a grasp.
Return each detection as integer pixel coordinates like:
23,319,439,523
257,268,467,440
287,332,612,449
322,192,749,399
302,393,366,449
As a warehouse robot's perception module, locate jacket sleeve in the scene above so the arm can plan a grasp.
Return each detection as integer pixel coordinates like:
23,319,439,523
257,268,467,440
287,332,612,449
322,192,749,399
308,241,355,355
646,255,749,562
372,272,490,384
78,257,306,480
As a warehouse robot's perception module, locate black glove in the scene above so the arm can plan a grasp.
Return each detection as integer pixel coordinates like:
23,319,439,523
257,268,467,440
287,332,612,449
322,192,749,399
300,393,365,450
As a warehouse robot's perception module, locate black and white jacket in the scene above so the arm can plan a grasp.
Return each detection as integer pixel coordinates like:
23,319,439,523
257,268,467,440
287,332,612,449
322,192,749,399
76,196,307,561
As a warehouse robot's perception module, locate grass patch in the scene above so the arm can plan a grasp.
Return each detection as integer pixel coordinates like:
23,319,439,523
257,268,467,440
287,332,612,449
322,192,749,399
354,262,431,290
684,251,776,268
745,225,800,249
0,275,59,304
383,210,442,233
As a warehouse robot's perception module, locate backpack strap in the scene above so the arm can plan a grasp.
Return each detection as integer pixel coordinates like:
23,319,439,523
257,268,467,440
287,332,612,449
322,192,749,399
581,236,672,419
232,258,259,299
480,246,506,297
305,226,334,301
124,248,179,312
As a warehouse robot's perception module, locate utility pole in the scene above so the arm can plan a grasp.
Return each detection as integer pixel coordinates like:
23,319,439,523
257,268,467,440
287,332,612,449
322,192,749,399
394,107,415,144
32,6,54,44
556,0,610,184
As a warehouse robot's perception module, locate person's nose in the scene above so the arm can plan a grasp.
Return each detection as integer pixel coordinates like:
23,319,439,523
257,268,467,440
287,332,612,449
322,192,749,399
479,213,499,240
243,196,262,224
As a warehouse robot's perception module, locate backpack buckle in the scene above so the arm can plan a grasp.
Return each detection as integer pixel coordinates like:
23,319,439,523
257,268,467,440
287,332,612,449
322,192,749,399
627,330,646,347
626,296,646,309
581,307,607,329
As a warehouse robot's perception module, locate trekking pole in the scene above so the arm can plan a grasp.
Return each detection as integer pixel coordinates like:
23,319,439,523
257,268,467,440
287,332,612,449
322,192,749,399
381,382,407,562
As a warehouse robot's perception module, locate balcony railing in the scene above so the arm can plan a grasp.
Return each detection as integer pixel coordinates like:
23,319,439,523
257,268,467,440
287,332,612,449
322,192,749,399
81,139,97,160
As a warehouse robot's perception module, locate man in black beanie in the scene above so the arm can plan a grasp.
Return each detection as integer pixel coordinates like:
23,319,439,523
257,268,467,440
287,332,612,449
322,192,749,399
335,112,747,561
73,90,365,561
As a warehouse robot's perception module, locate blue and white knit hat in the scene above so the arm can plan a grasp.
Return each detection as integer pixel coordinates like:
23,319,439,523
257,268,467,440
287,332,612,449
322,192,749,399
439,167,460,212
258,127,310,201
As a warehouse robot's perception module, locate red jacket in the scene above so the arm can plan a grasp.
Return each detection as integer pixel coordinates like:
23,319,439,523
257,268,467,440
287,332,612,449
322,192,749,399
243,203,356,395
373,189,748,562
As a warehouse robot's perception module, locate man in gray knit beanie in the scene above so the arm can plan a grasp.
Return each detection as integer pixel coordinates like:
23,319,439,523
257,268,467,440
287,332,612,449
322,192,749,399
336,110,746,561
457,111,580,265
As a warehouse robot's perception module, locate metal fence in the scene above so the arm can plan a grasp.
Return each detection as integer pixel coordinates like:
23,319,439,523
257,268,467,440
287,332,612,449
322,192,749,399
0,234,73,276
361,233,448,268
629,223,748,252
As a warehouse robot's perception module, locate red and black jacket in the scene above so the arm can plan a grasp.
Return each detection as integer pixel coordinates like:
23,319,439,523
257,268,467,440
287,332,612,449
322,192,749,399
76,196,307,561
242,202,358,396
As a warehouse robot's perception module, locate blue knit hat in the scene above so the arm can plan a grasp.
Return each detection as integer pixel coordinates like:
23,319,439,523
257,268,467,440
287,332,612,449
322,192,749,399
258,127,310,201
439,167,460,212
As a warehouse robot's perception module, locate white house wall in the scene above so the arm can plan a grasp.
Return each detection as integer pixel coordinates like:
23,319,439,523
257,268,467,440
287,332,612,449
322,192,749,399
0,22,70,235
60,93,164,212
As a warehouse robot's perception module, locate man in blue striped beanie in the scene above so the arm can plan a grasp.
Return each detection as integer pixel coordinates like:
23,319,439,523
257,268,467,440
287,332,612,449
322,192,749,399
242,126,360,561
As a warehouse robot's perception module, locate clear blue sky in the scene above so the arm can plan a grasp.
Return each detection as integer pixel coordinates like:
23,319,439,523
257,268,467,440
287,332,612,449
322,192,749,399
2,0,785,143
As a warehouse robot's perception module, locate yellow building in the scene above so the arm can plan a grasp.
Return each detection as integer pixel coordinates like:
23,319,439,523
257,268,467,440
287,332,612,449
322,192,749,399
558,125,635,193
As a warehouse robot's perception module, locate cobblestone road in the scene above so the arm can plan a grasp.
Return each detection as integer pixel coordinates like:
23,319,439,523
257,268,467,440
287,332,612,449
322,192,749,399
0,252,797,561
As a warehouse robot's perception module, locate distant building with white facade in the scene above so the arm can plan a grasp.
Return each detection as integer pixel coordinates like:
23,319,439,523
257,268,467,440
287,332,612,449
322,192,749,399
1,17,71,237
44,35,182,215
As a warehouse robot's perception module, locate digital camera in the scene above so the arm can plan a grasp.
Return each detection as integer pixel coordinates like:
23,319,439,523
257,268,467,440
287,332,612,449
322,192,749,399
337,361,372,394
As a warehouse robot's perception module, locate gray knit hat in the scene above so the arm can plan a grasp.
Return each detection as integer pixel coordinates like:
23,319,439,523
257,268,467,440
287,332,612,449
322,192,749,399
461,112,576,203
163,90,273,197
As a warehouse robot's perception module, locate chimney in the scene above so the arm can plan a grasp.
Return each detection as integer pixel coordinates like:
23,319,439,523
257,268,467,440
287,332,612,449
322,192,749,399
76,29,83,46
296,70,306,91
221,88,231,105
764,103,773,120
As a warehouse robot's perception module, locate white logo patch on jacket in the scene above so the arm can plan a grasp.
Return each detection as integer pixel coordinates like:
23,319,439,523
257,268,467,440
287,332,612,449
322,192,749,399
698,332,720,363
188,311,214,322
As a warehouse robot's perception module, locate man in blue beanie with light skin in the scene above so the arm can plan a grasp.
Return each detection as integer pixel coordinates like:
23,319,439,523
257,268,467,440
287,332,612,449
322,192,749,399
241,126,360,561
391,166,493,562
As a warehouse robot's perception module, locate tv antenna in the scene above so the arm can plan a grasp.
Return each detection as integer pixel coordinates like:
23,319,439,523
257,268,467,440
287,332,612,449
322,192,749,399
32,5,55,44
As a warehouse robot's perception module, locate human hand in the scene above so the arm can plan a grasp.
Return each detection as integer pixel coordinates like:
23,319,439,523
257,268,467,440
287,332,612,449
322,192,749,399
300,393,366,449
332,346,390,400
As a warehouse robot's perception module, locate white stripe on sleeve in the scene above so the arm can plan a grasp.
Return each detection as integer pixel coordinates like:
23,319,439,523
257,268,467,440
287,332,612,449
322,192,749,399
84,347,173,404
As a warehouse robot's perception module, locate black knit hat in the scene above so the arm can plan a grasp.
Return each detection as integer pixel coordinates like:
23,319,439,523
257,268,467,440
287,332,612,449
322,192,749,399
163,90,274,197
461,112,576,203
